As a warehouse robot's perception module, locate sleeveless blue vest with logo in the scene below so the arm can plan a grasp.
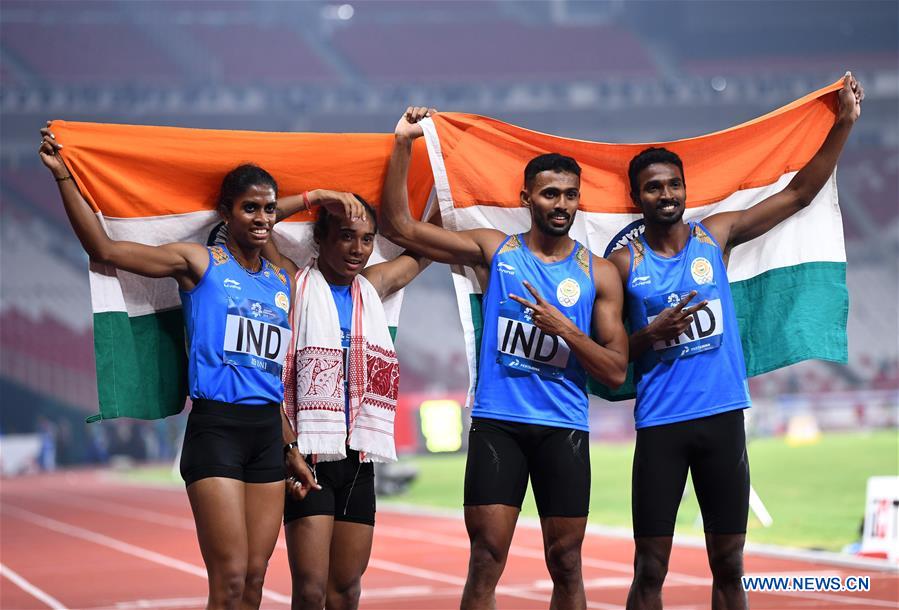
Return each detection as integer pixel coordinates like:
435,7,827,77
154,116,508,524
474,234,595,431
180,246,293,405
625,222,750,429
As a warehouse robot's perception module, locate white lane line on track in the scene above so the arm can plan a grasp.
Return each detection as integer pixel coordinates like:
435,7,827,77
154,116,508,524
32,492,623,608
377,524,710,585
0,562,70,610
27,491,899,609
754,589,899,609
0,504,291,606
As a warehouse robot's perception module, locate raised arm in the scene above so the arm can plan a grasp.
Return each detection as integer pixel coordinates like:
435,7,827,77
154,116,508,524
381,107,504,268
276,189,366,223
703,73,863,252
508,258,629,388
39,124,207,290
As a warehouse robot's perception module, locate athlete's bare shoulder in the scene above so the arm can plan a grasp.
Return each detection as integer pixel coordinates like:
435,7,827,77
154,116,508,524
604,248,631,284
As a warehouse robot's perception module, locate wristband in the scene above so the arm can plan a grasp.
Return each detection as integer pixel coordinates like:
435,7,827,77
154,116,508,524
55,175,72,182
302,191,311,211
283,440,299,456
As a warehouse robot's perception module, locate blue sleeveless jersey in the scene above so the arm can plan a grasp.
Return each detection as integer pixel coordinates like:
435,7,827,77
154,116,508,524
625,222,750,429
180,246,293,405
473,234,595,431
330,282,352,428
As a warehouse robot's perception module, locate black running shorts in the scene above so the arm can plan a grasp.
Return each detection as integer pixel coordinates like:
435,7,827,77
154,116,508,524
179,399,285,486
284,448,376,526
632,408,750,537
464,417,591,518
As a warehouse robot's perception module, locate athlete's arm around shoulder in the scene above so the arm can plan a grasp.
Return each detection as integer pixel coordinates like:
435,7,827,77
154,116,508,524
702,73,863,255
39,123,208,291
380,107,505,272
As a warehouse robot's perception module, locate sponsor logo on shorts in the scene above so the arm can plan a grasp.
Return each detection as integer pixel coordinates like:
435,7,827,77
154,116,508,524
557,278,581,307
691,257,713,284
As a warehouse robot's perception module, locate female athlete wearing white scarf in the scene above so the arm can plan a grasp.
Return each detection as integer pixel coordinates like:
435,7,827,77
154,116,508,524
263,191,430,610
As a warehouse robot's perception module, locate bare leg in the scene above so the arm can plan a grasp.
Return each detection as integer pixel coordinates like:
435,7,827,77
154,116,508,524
460,504,519,610
286,515,334,610
326,521,374,610
187,478,248,610
706,533,747,610
240,481,285,610
541,516,587,610
626,536,673,610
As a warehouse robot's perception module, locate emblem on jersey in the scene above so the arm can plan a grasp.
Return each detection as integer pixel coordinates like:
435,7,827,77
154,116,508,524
250,302,263,318
556,278,581,307
223,278,241,290
667,292,681,307
691,257,713,284
275,291,289,313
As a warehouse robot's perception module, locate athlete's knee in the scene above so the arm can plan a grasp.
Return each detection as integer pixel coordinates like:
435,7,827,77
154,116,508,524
709,545,744,585
243,560,269,599
211,563,248,605
470,527,512,567
329,578,362,610
632,549,668,592
544,538,583,583
292,579,327,610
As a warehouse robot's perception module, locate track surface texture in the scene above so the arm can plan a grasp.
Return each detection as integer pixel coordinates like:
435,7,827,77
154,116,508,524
1,470,897,609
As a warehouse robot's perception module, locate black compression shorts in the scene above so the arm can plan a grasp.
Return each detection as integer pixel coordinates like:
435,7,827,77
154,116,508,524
284,448,376,526
179,399,285,486
632,408,750,537
464,417,590,518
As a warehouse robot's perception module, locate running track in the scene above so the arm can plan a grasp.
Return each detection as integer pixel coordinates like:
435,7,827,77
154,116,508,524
1,470,897,610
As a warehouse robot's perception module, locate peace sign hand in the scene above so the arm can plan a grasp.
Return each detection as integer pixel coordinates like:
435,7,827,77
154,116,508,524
647,291,708,343
508,280,577,338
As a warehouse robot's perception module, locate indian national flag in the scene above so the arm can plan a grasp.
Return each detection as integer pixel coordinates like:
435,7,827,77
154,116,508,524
50,122,433,421
419,79,849,399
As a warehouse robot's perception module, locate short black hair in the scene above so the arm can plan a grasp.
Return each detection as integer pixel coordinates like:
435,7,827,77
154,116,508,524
627,147,684,200
216,164,278,216
524,153,581,189
313,194,378,242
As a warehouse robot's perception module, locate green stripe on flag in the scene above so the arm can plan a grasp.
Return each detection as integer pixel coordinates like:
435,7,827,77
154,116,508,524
91,309,188,422
469,293,484,370
733,261,848,376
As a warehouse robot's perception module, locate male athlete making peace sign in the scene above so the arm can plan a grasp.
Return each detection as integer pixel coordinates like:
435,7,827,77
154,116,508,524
381,107,628,610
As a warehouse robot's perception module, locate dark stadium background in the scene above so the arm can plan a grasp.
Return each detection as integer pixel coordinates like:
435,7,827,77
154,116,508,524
0,0,895,466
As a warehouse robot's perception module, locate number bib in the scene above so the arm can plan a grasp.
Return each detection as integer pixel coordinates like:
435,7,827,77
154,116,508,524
645,285,724,362
223,298,292,376
495,302,571,379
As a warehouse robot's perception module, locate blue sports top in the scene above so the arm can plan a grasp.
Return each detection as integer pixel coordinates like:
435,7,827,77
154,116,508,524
329,282,352,428
180,246,292,405
473,234,595,431
625,222,750,429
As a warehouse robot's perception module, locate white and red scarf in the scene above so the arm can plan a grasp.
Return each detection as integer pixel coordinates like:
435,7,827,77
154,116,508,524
282,262,399,463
